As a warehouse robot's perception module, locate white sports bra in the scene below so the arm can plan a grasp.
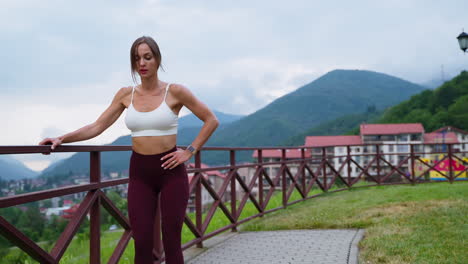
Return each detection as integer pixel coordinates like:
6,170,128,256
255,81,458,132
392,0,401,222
125,83,178,137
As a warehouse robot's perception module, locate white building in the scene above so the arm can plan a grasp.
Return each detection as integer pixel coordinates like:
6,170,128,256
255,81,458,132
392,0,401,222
186,163,227,213
252,149,310,175
304,124,468,181
427,126,468,156
44,206,71,219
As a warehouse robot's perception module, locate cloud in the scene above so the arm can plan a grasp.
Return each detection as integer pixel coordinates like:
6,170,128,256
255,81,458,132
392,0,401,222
174,57,323,115
3,96,129,146
2,0,468,151
40,127,67,140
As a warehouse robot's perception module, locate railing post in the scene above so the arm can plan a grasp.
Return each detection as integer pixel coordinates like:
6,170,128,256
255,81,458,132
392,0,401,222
347,146,352,188
322,147,327,191
90,151,101,264
258,149,264,217
376,145,381,184
448,144,454,183
195,151,203,248
282,149,287,208
410,145,416,184
230,150,237,232
301,148,306,196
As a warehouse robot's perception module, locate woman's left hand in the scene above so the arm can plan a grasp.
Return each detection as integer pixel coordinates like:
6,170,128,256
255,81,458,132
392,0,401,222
161,148,193,169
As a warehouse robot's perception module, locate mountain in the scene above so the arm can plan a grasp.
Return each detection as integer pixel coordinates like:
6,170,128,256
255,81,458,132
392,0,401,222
281,108,383,146
179,110,243,129
419,71,457,90
376,70,468,131
285,70,468,147
39,110,243,177
206,69,426,148
0,156,39,181
420,78,447,89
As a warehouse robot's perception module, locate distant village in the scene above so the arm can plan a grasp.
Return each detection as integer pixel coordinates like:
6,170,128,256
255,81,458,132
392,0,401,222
0,171,129,221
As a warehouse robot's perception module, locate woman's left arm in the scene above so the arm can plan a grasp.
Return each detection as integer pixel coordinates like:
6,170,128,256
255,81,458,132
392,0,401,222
162,84,219,169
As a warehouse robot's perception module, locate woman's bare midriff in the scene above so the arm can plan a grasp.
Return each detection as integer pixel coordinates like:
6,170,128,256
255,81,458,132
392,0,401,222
132,135,177,155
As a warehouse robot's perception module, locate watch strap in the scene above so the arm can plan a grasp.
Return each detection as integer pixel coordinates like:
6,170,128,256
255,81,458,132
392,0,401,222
187,145,197,154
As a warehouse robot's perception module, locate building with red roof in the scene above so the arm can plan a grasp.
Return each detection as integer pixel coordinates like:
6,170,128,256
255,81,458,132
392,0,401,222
63,200,73,207
300,123,467,179
62,204,80,220
185,163,228,213
252,148,311,159
304,135,362,148
246,123,466,185
186,163,226,184
427,126,468,153
423,132,459,144
359,123,425,145
360,123,424,135
432,126,468,135
250,148,313,190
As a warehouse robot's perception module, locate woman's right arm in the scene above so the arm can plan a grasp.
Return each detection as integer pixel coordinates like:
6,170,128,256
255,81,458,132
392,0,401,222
39,87,130,150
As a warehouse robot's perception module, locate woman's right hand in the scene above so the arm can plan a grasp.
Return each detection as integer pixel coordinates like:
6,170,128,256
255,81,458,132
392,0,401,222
39,137,63,153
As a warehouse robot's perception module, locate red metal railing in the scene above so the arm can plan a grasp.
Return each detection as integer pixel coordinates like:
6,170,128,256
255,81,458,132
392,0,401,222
0,143,467,263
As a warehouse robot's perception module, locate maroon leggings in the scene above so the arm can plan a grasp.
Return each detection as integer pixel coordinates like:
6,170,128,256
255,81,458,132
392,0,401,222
128,147,189,264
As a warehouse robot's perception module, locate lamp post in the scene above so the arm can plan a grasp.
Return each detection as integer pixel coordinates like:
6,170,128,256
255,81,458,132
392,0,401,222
457,30,468,53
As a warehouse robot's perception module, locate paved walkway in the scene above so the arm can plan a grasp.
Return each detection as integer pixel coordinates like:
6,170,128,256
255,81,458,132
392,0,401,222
185,229,365,264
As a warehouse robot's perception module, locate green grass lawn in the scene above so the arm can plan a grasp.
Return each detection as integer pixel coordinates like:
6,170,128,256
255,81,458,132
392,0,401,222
242,182,468,264
4,182,467,263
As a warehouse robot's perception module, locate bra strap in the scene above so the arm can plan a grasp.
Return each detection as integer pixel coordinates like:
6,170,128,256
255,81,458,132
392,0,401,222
130,86,135,104
164,83,171,100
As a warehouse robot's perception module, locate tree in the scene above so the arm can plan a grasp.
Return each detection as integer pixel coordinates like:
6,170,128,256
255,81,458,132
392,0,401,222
428,110,450,132
448,95,468,130
403,109,432,128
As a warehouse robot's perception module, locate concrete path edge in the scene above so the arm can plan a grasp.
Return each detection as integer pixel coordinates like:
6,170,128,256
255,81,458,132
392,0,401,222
348,229,365,264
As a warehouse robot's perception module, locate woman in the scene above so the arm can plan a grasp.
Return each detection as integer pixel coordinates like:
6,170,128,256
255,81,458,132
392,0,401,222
39,36,219,264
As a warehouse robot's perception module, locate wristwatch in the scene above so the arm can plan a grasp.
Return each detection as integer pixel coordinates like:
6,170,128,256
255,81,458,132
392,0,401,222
186,145,198,155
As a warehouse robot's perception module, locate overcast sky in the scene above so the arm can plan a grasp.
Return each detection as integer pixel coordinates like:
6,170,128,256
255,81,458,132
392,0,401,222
2,0,467,170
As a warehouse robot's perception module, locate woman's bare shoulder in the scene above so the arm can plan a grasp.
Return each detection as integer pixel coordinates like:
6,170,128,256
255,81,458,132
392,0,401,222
118,86,133,95
169,83,191,96
115,86,133,98
109,86,133,108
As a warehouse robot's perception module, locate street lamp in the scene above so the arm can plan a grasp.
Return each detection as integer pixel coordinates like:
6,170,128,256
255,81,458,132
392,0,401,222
457,30,468,53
